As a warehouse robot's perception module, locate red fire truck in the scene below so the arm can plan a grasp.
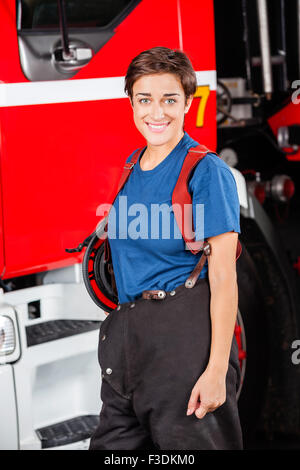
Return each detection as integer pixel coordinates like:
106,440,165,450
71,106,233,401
0,0,299,449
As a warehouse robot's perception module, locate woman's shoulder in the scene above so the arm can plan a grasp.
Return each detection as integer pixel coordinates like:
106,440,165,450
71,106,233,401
193,151,233,173
201,152,230,170
188,150,237,193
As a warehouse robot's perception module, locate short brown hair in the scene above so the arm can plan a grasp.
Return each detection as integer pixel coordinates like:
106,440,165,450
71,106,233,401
124,47,197,105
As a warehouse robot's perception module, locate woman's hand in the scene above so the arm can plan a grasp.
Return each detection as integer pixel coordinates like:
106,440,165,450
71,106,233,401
186,366,227,419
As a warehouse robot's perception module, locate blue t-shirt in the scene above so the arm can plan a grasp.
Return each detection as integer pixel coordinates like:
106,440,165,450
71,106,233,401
107,131,241,303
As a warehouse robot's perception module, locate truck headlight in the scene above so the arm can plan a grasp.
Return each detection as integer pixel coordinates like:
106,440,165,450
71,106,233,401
0,316,16,356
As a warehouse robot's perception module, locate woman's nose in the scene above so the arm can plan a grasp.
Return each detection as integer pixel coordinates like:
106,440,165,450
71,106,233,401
150,102,165,120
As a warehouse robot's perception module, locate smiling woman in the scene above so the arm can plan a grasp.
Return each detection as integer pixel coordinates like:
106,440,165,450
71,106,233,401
125,49,196,170
88,46,243,451
129,73,193,170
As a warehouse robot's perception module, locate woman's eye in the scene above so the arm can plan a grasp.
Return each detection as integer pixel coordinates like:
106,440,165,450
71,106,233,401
138,98,176,104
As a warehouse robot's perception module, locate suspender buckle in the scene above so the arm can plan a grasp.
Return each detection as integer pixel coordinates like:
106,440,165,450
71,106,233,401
203,241,211,256
124,162,135,170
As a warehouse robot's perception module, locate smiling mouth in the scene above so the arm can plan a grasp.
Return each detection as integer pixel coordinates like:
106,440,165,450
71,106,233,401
145,122,170,131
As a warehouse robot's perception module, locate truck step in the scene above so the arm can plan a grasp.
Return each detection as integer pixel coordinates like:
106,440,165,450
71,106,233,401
26,319,101,347
36,415,99,448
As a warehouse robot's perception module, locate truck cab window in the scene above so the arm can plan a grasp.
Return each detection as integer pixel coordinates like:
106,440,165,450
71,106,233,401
16,0,139,81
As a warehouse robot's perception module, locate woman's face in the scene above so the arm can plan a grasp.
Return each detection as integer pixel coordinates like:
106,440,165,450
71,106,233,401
130,73,193,147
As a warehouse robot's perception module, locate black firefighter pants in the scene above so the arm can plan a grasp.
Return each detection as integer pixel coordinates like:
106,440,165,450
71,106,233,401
89,277,243,450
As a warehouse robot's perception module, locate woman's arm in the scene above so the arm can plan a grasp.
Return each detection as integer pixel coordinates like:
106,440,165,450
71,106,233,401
186,231,239,419
207,231,239,371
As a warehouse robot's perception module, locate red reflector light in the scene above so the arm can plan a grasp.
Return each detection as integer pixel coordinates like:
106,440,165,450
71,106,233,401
254,184,266,204
283,179,295,199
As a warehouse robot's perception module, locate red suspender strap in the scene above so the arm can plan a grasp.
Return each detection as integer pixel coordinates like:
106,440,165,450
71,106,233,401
115,148,143,195
103,148,143,261
172,144,214,254
172,144,242,262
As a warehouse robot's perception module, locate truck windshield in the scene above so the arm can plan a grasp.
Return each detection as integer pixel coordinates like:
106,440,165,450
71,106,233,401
17,0,133,30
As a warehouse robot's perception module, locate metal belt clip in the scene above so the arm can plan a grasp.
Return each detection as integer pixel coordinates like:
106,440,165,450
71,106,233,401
157,290,166,299
203,241,211,256
185,279,195,288
142,289,167,300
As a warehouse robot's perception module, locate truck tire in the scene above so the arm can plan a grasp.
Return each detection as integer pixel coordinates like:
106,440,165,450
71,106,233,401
240,223,300,442
82,235,118,312
235,243,269,445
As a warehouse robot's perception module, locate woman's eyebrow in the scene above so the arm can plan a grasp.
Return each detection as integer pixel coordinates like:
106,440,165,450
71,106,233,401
135,93,180,97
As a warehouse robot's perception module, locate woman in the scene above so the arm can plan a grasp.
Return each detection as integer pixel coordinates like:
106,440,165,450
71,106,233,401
89,47,243,450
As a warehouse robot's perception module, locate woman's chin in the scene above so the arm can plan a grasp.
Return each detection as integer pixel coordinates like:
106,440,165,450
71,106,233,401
139,125,182,146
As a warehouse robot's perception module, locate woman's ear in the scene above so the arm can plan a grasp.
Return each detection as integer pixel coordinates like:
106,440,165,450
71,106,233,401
129,97,134,109
185,95,194,114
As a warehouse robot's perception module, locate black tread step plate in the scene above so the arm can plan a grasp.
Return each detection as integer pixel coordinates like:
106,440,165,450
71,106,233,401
36,415,99,448
26,319,101,347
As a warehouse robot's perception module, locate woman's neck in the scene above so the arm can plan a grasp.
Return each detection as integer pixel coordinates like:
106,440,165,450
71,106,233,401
141,131,185,170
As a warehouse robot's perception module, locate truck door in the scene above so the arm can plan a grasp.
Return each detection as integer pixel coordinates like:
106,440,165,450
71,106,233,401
0,0,217,281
